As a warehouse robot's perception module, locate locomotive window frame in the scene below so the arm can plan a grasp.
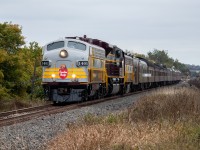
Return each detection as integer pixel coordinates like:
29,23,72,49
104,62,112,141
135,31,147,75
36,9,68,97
93,59,103,68
67,41,86,51
47,41,64,51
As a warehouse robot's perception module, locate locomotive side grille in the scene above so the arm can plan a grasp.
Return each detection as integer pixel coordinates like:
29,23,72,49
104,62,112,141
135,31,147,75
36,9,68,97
106,63,121,76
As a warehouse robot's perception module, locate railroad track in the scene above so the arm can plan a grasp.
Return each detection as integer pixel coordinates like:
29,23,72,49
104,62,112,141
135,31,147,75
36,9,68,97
0,88,158,127
0,104,53,118
0,104,55,127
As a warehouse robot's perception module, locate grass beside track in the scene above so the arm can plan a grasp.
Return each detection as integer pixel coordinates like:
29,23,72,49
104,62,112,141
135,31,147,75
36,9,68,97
46,81,200,150
0,98,47,112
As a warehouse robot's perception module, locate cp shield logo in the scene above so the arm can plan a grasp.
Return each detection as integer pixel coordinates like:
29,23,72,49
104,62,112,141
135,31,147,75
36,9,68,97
59,64,68,79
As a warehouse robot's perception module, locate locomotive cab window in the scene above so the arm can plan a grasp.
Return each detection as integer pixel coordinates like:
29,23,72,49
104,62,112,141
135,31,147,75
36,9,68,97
47,41,64,51
115,50,121,58
67,41,86,50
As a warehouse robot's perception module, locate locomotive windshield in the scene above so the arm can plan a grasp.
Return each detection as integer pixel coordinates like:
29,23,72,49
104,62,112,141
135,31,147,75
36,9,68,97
67,41,86,50
47,41,64,51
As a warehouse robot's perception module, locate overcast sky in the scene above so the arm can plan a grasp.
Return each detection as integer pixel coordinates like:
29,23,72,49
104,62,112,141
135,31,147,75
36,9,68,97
1,0,200,65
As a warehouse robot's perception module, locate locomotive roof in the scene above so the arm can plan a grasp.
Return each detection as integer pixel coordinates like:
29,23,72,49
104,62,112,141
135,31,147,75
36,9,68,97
136,56,168,70
136,56,155,67
66,36,122,56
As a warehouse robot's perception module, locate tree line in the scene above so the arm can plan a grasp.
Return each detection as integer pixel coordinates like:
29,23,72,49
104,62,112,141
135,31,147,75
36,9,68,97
0,22,42,101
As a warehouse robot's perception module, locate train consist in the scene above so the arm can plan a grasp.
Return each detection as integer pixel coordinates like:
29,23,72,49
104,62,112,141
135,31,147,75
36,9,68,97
41,36,181,103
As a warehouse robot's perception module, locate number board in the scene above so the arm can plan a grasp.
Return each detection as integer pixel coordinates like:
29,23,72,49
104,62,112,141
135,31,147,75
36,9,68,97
41,61,49,66
77,61,88,66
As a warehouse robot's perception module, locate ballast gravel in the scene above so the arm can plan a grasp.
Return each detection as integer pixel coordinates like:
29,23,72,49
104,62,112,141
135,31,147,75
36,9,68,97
0,93,143,150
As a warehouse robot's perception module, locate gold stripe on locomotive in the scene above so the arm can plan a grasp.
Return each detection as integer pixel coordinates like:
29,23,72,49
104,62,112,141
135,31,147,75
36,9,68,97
42,68,87,79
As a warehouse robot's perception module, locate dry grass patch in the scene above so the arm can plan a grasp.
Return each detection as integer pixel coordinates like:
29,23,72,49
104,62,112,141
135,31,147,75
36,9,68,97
189,78,200,89
46,85,200,150
129,87,200,123
46,119,179,150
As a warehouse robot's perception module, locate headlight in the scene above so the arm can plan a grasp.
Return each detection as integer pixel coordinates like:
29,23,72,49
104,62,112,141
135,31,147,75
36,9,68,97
71,74,78,82
72,74,76,78
51,74,56,78
59,49,68,58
